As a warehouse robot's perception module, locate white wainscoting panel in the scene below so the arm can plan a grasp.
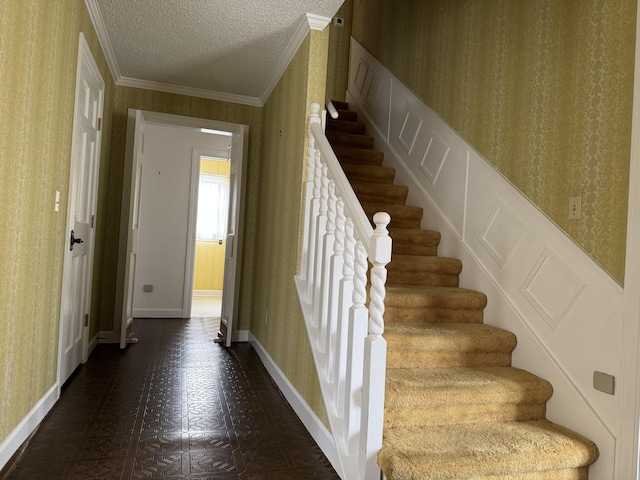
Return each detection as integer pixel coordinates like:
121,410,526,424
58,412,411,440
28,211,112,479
347,37,624,480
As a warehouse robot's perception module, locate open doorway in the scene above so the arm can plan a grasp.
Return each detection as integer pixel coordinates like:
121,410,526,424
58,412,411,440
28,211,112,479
191,156,231,324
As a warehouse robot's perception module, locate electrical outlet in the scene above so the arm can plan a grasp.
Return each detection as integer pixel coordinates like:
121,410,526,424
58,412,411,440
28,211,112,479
568,196,581,220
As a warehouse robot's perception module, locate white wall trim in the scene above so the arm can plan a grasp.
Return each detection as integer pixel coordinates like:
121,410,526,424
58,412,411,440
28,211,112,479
258,14,329,105
117,76,263,107
347,37,623,479
618,0,640,477
132,309,185,319
248,333,342,477
0,385,58,471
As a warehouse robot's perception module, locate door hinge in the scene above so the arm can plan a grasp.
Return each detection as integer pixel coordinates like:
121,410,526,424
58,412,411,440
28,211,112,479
91,214,95,228
84,313,89,327
97,118,102,131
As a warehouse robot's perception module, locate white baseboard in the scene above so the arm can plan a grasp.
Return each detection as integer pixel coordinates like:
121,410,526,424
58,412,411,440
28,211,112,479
0,384,58,471
132,309,185,318
87,332,100,356
233,329,249,342
192,290,223,297
248,333,342,477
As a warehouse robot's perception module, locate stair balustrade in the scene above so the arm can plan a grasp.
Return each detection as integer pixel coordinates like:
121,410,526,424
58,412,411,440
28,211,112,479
295,102,391,480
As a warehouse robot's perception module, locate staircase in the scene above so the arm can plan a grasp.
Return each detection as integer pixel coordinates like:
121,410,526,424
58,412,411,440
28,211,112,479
325,101,600,480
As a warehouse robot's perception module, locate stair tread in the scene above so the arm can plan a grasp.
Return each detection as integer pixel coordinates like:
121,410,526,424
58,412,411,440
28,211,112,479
385,322,516,353
385,366,553,408
379,420,599,479
327,118,366,134
327,130,375,149
333,144,384,165
342,163,396,184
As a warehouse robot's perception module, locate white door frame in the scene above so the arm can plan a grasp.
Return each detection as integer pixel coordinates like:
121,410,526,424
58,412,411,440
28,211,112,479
115,110,248,341
183,147,230,318
57,33,104,389
618,2,640,478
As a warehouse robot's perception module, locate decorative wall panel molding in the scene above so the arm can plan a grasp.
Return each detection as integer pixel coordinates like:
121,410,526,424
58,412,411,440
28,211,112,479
520,250,587,330
398,109,423,155
420,131,450,185
478,201,525,268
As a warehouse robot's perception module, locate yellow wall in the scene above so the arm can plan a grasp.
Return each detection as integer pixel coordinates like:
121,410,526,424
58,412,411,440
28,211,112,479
249,29,331,426
352,0,636,283
193,159,230,291
0,0,115,441
326,0,354,103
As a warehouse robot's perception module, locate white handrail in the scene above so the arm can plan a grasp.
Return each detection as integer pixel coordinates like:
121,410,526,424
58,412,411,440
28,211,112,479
326,96,340,119
295,102,391,480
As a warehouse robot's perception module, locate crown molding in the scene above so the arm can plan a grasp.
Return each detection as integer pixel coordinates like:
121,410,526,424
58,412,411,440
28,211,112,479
258,13,331,105
117,77,263,107
83,0,120,83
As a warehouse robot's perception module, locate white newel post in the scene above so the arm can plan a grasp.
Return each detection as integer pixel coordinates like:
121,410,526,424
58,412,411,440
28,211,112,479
361,212,391,480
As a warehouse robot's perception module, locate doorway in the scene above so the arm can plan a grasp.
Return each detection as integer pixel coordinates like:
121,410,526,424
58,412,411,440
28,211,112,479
116,111,248,348
190,156,231,325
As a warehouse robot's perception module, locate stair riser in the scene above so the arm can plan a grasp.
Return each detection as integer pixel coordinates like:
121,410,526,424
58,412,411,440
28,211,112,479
335,150,384,166
386,351,513,369
327,119,366,135
387,270,459,287
385,403,547,428
344,171,395,185
385,307,485,324
327,131,375,149
355,190,408,206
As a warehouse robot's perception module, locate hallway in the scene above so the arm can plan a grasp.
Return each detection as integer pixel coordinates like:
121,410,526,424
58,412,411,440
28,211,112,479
0,319,339,479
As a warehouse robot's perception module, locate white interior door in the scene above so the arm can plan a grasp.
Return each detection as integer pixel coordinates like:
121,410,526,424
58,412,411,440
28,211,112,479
220,128,247,346
120,110,145,348
58,34,104,384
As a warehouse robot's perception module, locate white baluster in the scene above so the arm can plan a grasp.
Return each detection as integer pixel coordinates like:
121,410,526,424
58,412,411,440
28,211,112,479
344,240,368,455
334,216,355,414
305,145,322,303
325,196,345,382
318,180,337,358
312,163,329,333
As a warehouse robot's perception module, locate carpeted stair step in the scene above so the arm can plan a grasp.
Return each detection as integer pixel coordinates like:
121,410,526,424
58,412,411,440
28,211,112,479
332,100,350,110
389,228,441,256
385,367,552,428
336,108,357,121
379,420,599,480
327,130,375,149
363,202,423,229
341,163,396,185
385,323,517,369
334,145,384,166
352,182,409,205
385,285,487,324
387,254,461,287
327,118,366,135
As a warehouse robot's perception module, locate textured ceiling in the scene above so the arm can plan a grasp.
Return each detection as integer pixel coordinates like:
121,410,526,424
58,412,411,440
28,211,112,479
86,0,344,105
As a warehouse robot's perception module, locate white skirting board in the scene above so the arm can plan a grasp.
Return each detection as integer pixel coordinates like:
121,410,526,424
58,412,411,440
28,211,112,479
0,384,58,471
248,333,343,478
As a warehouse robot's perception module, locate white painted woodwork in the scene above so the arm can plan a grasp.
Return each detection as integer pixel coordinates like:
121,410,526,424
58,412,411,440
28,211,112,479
295,104,391,480
58,33,104,384
347,37,623,479
119,109,145,348
220,128,249,346
116,111,247,349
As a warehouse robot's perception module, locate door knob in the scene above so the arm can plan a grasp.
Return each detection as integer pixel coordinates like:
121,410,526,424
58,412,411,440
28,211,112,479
70,229,84,251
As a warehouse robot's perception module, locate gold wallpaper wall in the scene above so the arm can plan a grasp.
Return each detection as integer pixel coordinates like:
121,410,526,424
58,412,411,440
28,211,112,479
352,0,636,283
249,29,330,426
0,0,114,442
99,88,263,333
326,0,354,103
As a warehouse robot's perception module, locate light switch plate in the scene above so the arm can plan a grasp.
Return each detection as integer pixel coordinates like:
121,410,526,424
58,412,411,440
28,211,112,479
593,371,615,395
143,284,154,292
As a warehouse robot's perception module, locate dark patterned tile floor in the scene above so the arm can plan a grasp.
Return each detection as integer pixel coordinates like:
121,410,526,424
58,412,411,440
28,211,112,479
0,318,340,480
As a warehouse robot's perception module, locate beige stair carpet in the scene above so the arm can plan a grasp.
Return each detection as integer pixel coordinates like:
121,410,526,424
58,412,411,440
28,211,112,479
326,101,599,480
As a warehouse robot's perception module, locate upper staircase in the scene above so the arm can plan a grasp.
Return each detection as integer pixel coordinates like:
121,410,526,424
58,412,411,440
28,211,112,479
326,101,600,480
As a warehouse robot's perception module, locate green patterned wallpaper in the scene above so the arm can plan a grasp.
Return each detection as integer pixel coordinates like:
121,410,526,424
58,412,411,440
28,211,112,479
249,29,330,426
0,0,114,442
352,0,636,283
99,87,263,333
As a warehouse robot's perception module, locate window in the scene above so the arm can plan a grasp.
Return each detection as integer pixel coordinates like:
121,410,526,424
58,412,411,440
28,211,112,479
196,173,229,241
